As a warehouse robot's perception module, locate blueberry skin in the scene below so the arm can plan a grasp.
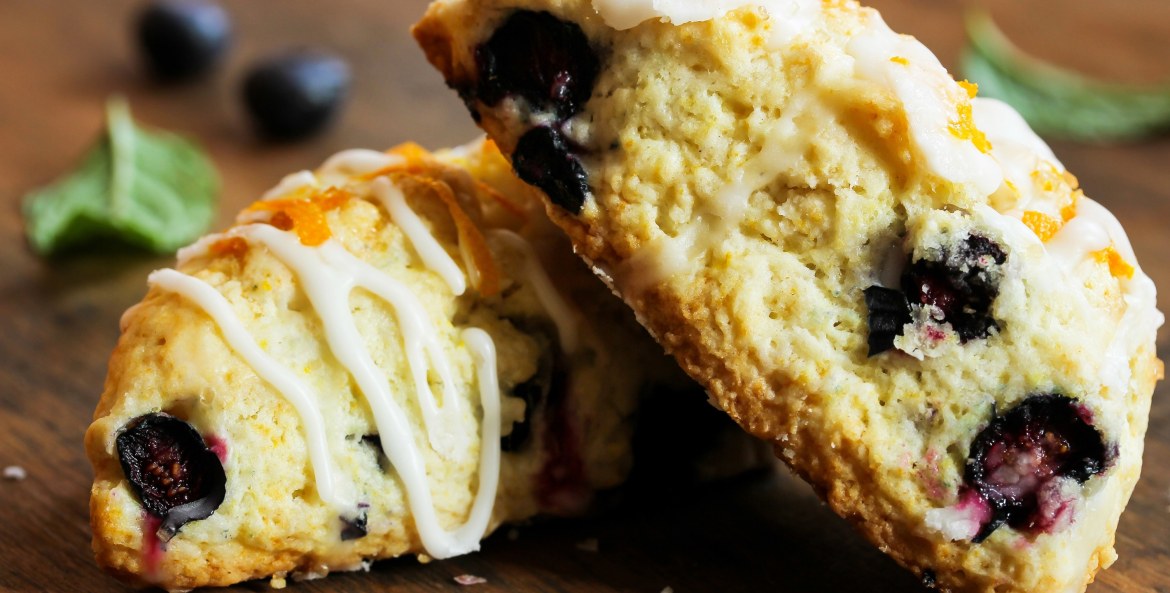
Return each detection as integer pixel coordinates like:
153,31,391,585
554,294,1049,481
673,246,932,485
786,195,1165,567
902,234,1006,342
475,10,600,119
511,127,591,213
339,506,368,541
965,394,1112,542
864,233,1007,354
136,0,231,81
863,285,911,356
116,413,227,539
242,52,351,141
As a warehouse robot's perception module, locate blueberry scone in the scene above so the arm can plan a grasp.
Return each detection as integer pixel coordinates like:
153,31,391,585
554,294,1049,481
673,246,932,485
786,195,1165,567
85,139,753,589
415,2,1164,592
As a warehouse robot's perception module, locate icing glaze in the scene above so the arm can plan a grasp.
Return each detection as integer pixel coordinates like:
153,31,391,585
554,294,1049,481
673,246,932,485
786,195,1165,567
318,149,403,187
846,13,1001,197
262,170,318,201
592,0,821,46
373,177,468,296
973,97,1162,344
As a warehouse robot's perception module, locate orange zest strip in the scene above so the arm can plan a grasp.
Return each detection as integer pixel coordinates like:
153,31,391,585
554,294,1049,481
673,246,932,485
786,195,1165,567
362,142,506,296
1093,247,1135,280
474,179,528,218
396,172,502,297
958,80,979,99
209,236,249,260
354,143,433,181
361,141,527,220
246,187,354,246
1021,211,1062,242
949,100,992,154
1060,190,1081,222
387,142,432,162
890,56,909,65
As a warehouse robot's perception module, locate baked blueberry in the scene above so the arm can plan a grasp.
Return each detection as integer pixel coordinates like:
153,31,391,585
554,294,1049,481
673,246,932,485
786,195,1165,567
116,413,227,540
902,234,1006,342
340,505,369,541
511,126,590,213
502,345,554,453
865,233,1007,354
965,394,1112,541
475,10,599,119
863,286,911,356
136,0,231,81
361,434,392,473
242,51,350,140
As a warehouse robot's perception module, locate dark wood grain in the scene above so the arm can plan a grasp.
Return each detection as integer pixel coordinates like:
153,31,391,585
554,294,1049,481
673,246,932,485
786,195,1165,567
0,1,1167,592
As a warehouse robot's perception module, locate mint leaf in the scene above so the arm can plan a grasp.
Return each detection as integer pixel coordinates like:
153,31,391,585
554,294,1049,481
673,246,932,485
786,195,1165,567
23,98,219,255
961,10,1170,142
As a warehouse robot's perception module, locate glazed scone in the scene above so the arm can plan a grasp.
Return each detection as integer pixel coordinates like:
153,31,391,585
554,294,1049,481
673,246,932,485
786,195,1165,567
85,139,746,590
415,2,1164,592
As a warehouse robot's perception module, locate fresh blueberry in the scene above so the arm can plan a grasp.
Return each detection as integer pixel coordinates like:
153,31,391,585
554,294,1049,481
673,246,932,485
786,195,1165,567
136,0,231,81
511,126,590,213
475,10,599,119
116,413,227,540
242,51,350,140
965,394,1112,541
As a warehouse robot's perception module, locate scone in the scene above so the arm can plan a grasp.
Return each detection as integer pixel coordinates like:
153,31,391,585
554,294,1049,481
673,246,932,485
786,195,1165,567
414,2,1164,592
85,139,755,590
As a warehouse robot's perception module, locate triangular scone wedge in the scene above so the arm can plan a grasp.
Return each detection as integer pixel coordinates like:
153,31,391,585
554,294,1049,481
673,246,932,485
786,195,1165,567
86,139,758,590
414,3,1164,592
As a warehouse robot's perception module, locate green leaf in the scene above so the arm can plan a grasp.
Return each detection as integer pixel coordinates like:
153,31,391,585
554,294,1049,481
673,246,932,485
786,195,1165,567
960,10,1170,142
23,98,220,255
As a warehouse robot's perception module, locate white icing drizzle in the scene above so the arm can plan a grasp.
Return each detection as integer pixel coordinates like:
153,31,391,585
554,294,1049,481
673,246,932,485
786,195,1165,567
486,229,580,353
455,328,503,548
148,268,358,512
177,233,230,267
157,213,503,558
591,1,998,199
714,95,814,232
372,177,468,296
317,149,403,187
973,97,1069,221
248,224,469,457
1050,198,1162,394
258,149,404,204
846,13,1001,197
1044,210,1113,273
620,93,823,292
973,98,1061,170
973,97,1160,323
619,226,697,296
262,170,319,201
592,0,821,46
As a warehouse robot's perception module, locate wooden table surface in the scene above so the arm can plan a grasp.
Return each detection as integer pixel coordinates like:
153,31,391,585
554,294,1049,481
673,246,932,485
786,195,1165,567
1,1,1168,592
